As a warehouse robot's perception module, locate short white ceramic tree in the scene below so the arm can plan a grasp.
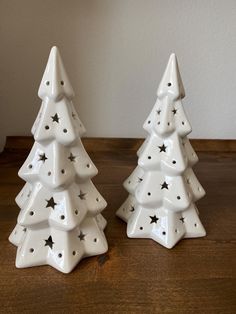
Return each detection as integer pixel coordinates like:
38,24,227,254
9,46,108,273
117,53,206,249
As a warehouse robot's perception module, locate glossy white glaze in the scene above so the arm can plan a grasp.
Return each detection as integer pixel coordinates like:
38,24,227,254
9,47,108,273
117,54,206,249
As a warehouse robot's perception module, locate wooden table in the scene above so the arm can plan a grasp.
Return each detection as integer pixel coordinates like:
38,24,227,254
0,139,235,313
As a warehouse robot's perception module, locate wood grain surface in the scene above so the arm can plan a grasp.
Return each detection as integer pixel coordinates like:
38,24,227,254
0,138,235,313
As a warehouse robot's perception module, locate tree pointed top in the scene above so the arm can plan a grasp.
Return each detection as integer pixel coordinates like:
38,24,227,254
38,46,74,101
157,53,185,101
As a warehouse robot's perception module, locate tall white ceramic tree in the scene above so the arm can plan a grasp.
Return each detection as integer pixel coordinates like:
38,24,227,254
9,46,108,273
116,54,206,249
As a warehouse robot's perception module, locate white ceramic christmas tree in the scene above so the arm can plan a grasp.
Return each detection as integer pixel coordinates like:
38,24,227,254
116,53,206,249
9,46,108,273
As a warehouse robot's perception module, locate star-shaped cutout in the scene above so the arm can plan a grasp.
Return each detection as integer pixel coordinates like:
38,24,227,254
180,217,185,223
46,197,57,209
72,112,77,119
68,153,76,162
130,206,135,212
157,109,161,115
161,181,169,190
172,108,177,115
138,177,143,183
150,215,159,224
158,144,167,153
38,153,48,163
44,235,54,249
78,231,86,241
51,113,60,123
78,190,86,200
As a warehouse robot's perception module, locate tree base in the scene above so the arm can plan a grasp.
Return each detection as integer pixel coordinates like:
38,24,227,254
9,215,108,273
116,199,206,249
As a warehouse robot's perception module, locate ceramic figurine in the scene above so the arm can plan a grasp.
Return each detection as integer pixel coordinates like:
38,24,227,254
9,46,108,273
116,53,206,249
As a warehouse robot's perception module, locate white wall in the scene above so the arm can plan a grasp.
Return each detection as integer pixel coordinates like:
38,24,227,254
0,0,236,142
